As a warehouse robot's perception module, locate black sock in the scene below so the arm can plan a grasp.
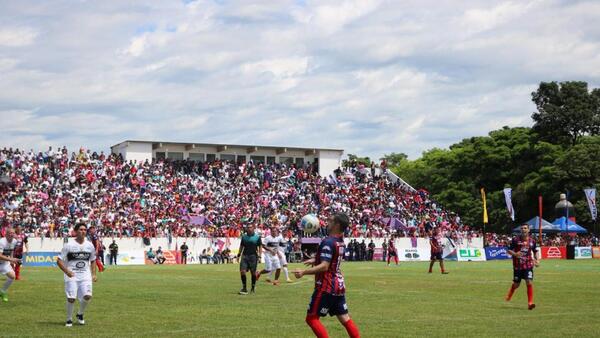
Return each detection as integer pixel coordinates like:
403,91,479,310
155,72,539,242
241,274,247,289
251,272,257,287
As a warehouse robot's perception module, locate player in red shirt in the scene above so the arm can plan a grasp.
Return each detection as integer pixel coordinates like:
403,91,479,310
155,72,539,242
506,223,539,310
428,228,448,274
294,213,360,338
387,238,398,266
11,226,28,280
87,226,105,272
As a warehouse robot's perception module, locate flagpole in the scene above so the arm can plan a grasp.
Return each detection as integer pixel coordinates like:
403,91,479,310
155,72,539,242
565,190,570,238
481,188,488,247
538,196,543,247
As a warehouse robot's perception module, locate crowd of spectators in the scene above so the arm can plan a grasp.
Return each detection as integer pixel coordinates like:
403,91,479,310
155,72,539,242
485,232,599,247
0,146,470,240
0,146,596,248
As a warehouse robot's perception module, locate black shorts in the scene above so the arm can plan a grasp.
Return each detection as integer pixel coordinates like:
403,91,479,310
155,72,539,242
513,269,534,283
307,289,348,317
430,252,443,261
240,255,258,272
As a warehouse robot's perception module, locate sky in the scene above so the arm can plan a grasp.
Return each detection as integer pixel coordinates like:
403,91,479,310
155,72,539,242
1,0,600,159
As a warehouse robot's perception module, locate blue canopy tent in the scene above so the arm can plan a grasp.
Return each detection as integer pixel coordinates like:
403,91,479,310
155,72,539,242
552,217,588,233
513,216,561,233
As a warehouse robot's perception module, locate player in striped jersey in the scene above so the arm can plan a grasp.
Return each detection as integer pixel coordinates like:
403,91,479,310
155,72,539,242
506,223,539,310
294,213,360,338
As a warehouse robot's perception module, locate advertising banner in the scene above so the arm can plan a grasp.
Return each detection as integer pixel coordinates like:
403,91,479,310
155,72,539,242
115,251,146,265
574,247,593,259
398,246,430,262
584,188,597,220
485,247,511,260
457,247,486,261
373,248,383,261
23,252,60,267
541,246,566,259
593,247,600,259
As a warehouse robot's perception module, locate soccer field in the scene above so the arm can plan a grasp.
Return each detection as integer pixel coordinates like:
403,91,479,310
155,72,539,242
3,260,599,338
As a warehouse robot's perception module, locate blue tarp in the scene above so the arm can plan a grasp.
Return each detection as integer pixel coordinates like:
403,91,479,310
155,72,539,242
552,217,588,233
513,216,561,233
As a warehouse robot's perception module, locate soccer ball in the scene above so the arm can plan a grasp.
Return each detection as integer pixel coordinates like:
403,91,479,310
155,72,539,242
301,214,320,234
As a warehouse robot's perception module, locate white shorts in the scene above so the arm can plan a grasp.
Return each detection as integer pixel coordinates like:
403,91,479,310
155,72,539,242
65,280,93,300
278,251,288,266
265,254,281,271
0,264,14,275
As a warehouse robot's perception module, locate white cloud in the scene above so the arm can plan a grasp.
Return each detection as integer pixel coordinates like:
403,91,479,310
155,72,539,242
0,0,599,160
0,27,38,47
459,1,537,35
241,57,309,78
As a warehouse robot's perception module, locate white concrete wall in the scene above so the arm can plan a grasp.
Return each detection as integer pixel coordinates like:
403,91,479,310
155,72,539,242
318,150,343,176
27,237,393,253
123,142,153,163
27,237,241,255
114,142,339,174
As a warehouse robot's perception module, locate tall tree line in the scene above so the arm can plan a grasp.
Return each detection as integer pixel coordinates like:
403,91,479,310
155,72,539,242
385,81,600,233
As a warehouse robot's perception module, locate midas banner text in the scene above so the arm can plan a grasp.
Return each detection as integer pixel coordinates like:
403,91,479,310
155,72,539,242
24,252,60,267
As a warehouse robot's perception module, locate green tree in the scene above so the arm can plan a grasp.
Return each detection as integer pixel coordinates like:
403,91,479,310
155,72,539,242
531,81,600,146
380,152,408,167
342,154,371,167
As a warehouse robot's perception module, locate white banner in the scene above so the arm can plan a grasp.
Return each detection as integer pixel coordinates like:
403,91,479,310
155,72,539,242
395,238,431,262
503,188,515,221
442,238,458,261
457,247,487,261
584,188,597,221
115,251,146,265
574,247,593,259
398,246,431,262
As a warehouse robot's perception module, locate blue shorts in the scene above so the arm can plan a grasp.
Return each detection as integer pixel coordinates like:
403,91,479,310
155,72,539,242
513,269,534,283
307,289,348,317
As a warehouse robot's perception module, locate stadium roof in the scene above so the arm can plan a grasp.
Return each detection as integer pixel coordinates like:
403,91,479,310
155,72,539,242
111,140,344,153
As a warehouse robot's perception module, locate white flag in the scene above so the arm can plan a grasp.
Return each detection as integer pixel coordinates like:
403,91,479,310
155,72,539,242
584,188,597,221
503,188,515,221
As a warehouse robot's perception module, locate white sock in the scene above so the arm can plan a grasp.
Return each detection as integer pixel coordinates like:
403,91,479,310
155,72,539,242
1,277,13,292
78,298,91,315
268,271,273,280
283,267,289,280
66,301,74,321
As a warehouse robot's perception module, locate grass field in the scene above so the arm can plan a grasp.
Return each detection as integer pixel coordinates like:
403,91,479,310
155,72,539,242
2,260,599,337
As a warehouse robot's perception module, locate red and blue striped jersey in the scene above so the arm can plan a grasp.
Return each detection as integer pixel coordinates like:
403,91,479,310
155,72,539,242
314,235,346,296
509,236,537,270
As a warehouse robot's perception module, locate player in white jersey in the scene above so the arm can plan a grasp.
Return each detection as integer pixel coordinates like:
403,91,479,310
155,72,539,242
277,231,292,283
266,227,292,283
57,223,97,327
255,228,282,285
0,227,21,302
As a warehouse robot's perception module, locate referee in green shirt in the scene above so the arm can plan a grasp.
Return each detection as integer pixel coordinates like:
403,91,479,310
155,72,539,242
238,224,262,295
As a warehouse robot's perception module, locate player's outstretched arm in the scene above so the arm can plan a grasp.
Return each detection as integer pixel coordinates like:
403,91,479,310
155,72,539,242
57,258,75,278
532,248,540,267
91,259,97,282
0,253,20,264
294,261,330,279
507,250,521,258
302,257,316,266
